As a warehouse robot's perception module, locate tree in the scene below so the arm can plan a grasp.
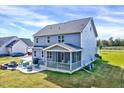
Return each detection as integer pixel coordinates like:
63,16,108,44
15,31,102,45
97,39,103,50
108,37,114,46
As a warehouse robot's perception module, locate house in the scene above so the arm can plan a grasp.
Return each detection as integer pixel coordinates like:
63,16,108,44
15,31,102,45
32,17,98,73
0,36,33,56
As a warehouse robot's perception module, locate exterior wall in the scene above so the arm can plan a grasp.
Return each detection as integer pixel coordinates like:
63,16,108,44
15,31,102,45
0,37,18,55
32,48,45,61
0,46,8,55
34,33,80,47
11,40,28,54
81,20,97,66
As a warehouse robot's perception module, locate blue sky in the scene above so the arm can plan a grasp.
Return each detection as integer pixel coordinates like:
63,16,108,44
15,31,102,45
0,5,124,40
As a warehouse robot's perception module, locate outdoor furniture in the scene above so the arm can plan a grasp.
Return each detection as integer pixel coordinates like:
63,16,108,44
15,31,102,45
27,65,32,71
1,65,7,70
8,62,18,68
4,64,8,66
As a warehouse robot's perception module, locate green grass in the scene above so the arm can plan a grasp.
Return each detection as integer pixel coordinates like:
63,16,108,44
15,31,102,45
100,51,124,68
0,55,124,88
0,57,22,64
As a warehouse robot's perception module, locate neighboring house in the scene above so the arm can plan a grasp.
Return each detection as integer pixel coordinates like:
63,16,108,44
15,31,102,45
0,36,33,56
32,17,98,73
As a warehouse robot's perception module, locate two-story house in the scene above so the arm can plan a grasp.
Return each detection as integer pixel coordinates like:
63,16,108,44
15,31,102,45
32,17,98,73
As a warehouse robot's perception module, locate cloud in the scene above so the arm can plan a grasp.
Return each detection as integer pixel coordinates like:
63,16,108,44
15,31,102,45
9,23,26,31
96,16,124,24
0,5,124,40
97,26,124,39
19,20,58,27
0,5,58,28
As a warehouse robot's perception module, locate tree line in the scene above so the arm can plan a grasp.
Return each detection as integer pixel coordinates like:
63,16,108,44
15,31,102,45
97,37,124,48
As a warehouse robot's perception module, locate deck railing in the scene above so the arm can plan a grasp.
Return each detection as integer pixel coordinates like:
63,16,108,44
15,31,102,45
47,61,81,71
47,61,70,70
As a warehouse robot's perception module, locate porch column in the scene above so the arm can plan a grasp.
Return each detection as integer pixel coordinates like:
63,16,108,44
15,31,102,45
70,52,72,71
45,51,47,67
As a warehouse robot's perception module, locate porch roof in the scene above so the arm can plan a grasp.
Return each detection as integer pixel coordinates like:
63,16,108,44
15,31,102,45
43,43,82,52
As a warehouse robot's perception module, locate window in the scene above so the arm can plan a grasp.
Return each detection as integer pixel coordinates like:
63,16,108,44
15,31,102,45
34,51,36,56
72,52,81,63
42,51,44,57
47,52,52,59
47,36,50,43
36,38,38,43
58,35,64,43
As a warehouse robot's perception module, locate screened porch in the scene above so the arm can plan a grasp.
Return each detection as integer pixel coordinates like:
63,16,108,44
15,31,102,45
46,51,81,71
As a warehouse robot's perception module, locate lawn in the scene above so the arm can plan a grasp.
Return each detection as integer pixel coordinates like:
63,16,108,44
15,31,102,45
100,51,124,68
0,54,124,88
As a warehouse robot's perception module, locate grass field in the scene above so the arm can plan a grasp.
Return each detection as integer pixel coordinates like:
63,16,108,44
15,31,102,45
100,51,124,68
0,52,124,88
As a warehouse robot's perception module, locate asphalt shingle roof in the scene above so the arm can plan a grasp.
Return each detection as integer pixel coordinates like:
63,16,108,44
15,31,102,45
0,36,17,47
20,38,33,47
33,17,98,37
43,43,82,52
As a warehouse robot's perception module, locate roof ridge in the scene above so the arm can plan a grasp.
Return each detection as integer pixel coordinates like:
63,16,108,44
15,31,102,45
47,17,92,27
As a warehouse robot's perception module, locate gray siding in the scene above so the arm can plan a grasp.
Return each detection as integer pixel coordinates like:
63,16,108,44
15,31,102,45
81,20,97,66
34,33,80,47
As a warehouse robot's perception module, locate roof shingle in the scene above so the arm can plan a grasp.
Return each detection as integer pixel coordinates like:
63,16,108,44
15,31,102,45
33,17,98,37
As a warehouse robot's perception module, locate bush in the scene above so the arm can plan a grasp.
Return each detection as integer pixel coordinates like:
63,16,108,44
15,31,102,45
95,54,102,59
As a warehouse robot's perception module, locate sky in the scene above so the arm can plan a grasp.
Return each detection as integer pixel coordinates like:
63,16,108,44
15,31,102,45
0,5,124,40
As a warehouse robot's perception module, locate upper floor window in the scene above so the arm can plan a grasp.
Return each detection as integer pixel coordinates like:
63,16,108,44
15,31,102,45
47,36,50,43
36,38,38,43
58,35,64,43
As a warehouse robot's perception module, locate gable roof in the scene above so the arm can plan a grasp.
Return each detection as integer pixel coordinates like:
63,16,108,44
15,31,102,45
6,40,19,47
33,17,98,37
0,36,17,47
43,43,82,52
20,38,33,47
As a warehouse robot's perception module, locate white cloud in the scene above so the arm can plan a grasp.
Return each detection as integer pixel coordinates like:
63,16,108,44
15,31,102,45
9,23,26,31
0,6,48,19
19,20,58,27
97,26,124,39
0,6,58,28
96,16,124,24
